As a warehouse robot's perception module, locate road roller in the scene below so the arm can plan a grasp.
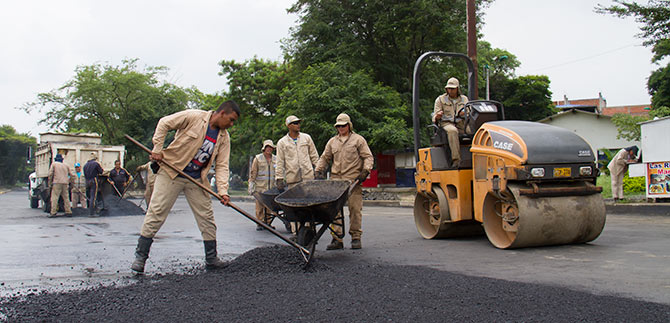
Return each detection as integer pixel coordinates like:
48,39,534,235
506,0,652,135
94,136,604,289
411,52,606,248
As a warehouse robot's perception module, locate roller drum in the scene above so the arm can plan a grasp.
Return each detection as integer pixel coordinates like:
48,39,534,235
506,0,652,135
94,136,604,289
483,183,606,249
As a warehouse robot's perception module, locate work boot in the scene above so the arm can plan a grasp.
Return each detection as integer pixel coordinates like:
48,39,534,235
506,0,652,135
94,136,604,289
326,239,343,250
204,240,227,270
131,236,153,274
451,159,460,168
256,225,264,231
351,239,362,249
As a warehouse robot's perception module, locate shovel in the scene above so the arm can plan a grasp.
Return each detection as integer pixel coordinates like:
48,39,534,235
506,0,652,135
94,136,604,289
124,134,311,262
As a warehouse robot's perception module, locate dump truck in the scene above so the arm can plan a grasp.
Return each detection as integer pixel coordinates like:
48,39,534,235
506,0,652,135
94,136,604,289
30,132,125,212
411,52,606,248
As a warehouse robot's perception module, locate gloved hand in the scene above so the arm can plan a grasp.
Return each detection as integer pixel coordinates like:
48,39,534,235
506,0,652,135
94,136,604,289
150,161,160,174
248,182,255,195
356,169,370,183
315,170,326,180
276,179,286,192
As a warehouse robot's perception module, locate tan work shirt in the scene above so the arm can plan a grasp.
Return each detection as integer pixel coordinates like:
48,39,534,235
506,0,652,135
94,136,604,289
275,132,319,185
151,109,231,195
608,149,633,177
433,93,469,125
249,153,276,192
315,132,374,181
48,162,74,185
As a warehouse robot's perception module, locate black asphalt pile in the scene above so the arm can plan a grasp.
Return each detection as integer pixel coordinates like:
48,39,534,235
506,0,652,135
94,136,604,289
66,195,144,217
2,246,669,322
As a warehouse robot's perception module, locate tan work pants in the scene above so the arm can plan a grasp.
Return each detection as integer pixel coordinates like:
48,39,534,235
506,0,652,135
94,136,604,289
441,123,460,162
140,170,217,240
71,189,87,207
255,200,271,224
331,184,362,241
50,183,72,215
144,183,154,207
611,170,625,199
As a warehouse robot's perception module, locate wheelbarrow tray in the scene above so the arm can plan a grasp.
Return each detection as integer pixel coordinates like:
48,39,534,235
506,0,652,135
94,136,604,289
275,180,351,224
253,188,283,213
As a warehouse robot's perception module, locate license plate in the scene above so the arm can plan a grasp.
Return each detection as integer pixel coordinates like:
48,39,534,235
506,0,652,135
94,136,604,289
553,167,571,177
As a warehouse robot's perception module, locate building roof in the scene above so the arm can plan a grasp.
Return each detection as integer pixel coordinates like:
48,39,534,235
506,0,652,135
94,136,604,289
638,115,670,125
537,108,610,123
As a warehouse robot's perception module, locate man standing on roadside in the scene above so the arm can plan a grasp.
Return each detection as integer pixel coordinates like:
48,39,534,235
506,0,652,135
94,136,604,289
47,154,74,217
108,160,131,197
83,153,104,216
131,100,240,274
71,162,87,208
315,113,373,250
275,115,320,236
248,139,277,230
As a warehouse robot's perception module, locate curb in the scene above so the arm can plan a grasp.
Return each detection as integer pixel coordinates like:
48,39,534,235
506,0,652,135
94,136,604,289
605,203,670,216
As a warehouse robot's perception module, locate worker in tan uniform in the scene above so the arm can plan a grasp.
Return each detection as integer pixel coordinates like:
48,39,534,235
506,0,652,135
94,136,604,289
315,113,374,250
136,161,156,207
275,115,320,237
71,162,87,208
248,139,277,230
433,77,469,168
131,100,240,274
47,154,74,217
607,146,638,202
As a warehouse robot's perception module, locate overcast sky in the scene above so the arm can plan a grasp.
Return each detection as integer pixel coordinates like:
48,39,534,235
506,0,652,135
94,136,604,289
0,0,660,136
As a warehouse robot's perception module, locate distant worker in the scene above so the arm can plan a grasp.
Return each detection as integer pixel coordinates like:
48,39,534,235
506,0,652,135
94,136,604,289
136,161,157,207
607,146,639,202
83,153,104,216
108,160,131,197
275,115,320,237
433,77,469,168
47,154,74,217
131,100,240,274
315,113,373,250
71,162,87,208
248,139,277,230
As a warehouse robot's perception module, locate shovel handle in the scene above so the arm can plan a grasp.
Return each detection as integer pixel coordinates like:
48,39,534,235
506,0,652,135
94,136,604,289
124,134,311,260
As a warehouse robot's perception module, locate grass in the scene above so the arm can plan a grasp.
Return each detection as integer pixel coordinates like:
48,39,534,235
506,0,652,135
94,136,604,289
596,174,645,201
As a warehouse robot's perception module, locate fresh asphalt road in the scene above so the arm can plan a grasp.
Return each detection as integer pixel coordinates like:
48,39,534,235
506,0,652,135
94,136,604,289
1,188,669,305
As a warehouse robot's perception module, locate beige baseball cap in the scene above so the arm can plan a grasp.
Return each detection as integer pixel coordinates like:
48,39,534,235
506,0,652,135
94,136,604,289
285,115,301,126
445,77,460,89
334,113,353,128
262,139,276,150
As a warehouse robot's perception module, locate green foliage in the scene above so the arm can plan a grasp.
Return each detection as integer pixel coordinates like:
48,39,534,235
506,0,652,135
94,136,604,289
623,173,646,193
611,113,648,141
496,75,554,121
278,61,411,152
596,1,670,110
22,59,202,168
284,0,493,95
0,125,36,186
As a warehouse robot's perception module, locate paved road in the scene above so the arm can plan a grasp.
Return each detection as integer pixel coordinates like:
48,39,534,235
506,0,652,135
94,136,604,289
1,189,669,305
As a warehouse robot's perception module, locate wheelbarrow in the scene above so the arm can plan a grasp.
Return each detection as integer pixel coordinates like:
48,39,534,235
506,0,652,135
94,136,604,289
252,188,293,232
275,180,357,264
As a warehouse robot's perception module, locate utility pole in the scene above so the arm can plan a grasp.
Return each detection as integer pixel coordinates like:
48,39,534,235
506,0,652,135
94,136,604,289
467,0,478,99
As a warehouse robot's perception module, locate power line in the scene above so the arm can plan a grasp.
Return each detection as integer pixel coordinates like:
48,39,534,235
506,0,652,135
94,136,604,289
529,43,642,72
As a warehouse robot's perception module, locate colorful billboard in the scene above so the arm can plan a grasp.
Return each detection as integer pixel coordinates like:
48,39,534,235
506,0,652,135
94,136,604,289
646,161,670,197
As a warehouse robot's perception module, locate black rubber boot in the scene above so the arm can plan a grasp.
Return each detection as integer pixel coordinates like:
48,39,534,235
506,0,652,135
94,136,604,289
131,236,153,274
204,240,227,270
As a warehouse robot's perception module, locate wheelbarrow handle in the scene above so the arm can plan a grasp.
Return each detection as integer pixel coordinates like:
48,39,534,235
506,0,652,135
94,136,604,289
124,134,311,261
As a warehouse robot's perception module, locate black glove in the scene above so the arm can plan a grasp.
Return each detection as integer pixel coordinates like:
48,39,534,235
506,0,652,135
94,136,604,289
150,161,160,174
276,179,286,192
356,169,370,183
315,170,326,180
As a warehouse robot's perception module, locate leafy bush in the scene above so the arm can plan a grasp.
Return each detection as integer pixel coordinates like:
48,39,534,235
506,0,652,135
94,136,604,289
623,174,646,193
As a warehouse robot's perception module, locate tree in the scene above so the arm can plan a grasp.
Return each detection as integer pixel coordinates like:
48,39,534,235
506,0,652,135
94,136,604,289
22,59,202,169
278,61,411,153
611,106,670,141
218,58,293,178
284,0,494,95
596,1,670,110
0,125,36,186
496,75,554,121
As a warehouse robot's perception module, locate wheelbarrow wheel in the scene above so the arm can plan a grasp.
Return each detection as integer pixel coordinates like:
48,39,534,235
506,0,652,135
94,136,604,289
297,225,315,247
